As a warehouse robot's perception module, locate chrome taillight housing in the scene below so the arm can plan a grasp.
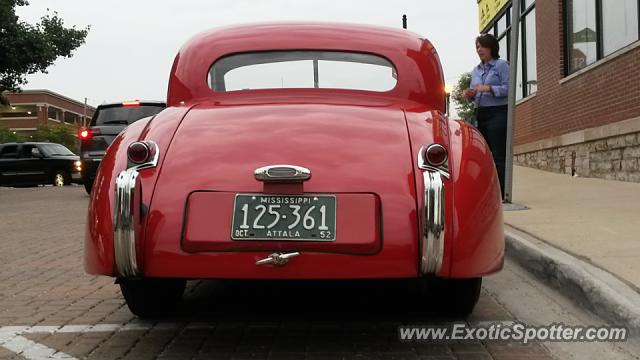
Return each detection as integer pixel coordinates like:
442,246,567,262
423,143,447,167
127,141,152,164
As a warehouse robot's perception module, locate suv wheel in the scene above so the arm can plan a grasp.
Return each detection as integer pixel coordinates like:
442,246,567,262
53,171,69,187
119,278,186,318
83,178,93,194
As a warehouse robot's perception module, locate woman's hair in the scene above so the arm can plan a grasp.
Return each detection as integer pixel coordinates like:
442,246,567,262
476,33,500,59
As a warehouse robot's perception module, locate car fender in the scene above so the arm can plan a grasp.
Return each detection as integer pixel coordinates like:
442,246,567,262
84,106,192,275
448,120,504,277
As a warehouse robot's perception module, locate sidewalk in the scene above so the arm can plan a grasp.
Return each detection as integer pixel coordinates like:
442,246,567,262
504,165,640,291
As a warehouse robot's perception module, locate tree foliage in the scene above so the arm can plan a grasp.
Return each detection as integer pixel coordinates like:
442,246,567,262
0,0,89,104
451,72,475,122
0,123,79,153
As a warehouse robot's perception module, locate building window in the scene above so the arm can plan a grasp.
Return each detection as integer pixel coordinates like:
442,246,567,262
492,0,537,99
602,0,639,56
566,0,640,74
524,8,538,94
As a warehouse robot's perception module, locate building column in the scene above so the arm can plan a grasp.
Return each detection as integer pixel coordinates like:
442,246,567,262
37,104,48,124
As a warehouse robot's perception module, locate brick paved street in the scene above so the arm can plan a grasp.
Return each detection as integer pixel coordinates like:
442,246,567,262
0,186,584,359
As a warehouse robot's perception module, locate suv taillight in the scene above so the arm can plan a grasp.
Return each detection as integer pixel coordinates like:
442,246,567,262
80,128,101,140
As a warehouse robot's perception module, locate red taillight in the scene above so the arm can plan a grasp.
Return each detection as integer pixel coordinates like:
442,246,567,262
128,141,151,164
424,144,448,167
80,128,100,140
122,101,140,107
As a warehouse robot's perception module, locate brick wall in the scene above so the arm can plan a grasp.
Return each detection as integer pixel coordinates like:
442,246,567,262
514,0,640,146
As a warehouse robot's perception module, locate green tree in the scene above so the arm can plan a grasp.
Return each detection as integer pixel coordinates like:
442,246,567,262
0,127,24,143
32,123,79,153
0,0,89,105
452,72,475,122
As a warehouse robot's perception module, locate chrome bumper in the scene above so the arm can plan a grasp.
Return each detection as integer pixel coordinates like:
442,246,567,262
112,141,159,278
420,170,445,275
113,169,142,277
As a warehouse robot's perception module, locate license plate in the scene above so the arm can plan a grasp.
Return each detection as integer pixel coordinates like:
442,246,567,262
231,194,336,241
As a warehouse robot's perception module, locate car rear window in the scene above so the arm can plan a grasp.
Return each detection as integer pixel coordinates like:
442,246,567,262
92,105,164,126
209,51,397,92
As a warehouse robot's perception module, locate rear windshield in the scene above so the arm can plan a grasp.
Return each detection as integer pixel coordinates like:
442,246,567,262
209,51,397,92
92,105,164,126
39,143,75,156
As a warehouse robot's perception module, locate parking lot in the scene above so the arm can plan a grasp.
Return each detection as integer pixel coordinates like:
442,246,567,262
0,186,595,359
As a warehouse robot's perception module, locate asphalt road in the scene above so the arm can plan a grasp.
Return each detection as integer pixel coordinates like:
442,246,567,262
0,186,637,360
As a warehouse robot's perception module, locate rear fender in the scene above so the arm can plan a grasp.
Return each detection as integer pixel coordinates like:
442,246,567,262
84,106,192,276
404,109,454,277
448,120,504,277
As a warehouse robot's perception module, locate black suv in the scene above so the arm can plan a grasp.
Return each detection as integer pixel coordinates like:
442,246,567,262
80,101,165,193
0,142,81,187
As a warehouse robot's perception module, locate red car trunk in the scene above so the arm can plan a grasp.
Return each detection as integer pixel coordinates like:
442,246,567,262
142,99,422,278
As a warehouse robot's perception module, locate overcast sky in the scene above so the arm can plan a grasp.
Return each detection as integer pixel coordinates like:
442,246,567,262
16,1,481,114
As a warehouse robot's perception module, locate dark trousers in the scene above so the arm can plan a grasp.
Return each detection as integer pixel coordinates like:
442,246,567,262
476,105,507,199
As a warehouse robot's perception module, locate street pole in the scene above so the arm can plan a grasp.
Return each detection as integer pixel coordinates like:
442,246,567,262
505,0,521,203
83,97,87,127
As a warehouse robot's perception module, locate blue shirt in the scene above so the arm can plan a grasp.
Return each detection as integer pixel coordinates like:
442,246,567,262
469,58,509,108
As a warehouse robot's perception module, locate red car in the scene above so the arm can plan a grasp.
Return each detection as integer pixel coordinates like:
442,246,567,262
85,23,504,318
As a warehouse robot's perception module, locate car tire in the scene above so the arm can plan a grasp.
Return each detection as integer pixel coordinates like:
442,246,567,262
417,277,482,318
52,171,70,187
83,179,93,194
119,278,186,318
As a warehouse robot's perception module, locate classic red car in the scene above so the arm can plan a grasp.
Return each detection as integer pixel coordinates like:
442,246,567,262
85,23,504,318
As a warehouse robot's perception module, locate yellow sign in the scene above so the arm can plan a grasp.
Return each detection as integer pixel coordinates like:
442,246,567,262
478,0,510,32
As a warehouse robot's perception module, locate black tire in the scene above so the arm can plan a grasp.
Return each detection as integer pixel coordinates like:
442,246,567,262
83,179,93,194
418,277,482,318
119,278,186,318
52,170,70,187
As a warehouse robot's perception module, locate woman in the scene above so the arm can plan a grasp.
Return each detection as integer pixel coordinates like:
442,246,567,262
464,33,509,200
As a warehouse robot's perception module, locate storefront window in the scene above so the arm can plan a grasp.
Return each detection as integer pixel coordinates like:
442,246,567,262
497,13,508,35
525,8,538,94
568,0,598,72
517,39,523,101
482,0,537,99
567,0,640,74
602,0,639,56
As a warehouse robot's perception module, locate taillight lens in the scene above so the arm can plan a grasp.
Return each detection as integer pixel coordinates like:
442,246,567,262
80,128,100,140
128,142,151,164
424,144,448,166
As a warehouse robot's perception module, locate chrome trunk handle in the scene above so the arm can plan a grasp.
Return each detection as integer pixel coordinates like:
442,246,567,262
254,165,311,182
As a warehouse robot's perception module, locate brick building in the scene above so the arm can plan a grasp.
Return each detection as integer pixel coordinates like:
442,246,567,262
0,89,95,134
479,0,640,182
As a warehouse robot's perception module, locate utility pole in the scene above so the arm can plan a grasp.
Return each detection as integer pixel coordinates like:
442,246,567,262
505,0,521,203
83,97,87,127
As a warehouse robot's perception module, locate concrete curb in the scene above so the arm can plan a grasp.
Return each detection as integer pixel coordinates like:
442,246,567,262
505,225,640,332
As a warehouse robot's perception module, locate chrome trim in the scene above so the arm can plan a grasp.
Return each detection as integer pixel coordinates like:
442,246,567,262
113,141,159,277
256,252,300,266
420,170,445,275
113,169,141,277
254,164,311,182
130,141,159,171
417,145,450,179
